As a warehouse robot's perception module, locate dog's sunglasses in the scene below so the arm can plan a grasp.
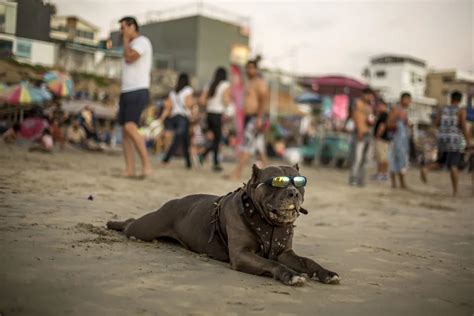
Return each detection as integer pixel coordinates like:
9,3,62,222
263,176,307,188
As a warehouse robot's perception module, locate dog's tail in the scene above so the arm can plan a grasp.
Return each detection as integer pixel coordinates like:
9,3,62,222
106,218,135,232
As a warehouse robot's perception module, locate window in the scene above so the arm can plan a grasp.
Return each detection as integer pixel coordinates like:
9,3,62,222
16,39,32,59
375,70,386,78
442,76,453,83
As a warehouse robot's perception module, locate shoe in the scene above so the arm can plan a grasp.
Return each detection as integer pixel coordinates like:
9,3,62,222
213,165,223,172
377,174,388,181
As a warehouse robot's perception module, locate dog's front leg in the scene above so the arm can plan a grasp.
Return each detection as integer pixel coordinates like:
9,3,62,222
229,249,306,286
277,250,340,284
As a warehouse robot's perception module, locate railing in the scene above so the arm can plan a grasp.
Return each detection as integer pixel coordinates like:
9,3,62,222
109,2,250,33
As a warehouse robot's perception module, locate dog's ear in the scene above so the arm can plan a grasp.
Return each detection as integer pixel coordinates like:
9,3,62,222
250,164,260,185
293,164,299,171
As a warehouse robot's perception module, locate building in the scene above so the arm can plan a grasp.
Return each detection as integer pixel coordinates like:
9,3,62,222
426,70,474,107
364,54,437,128
109,3,250,88
50,15,122,79
50,16,100,47
0,0,57,67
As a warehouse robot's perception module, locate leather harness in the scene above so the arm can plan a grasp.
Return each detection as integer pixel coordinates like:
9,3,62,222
209,187,307,260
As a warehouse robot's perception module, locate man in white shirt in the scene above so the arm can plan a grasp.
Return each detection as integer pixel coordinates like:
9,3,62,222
118,17,153,177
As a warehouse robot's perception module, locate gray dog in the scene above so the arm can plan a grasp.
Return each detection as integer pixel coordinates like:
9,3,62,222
107,164,340,286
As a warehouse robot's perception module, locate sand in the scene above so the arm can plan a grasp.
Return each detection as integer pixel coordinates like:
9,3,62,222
0,142,473,316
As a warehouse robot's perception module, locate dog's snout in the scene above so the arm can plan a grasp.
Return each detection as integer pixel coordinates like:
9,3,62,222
287,188,300,198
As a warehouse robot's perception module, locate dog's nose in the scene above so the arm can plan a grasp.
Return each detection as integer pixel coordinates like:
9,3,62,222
288,189,299,198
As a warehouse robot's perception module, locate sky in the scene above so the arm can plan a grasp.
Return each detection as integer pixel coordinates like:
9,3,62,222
52,0,473,79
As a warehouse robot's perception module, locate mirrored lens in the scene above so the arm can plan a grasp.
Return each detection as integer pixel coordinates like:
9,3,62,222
271,176,290,188
293,176,307,187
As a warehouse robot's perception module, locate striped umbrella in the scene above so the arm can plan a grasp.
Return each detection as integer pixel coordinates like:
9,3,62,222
43,71,74,97
37,86,53,102
1,82,45,105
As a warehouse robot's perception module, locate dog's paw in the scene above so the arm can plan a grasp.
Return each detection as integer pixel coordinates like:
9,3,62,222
288,275,306,286
315,270,341,285
279,269,307,286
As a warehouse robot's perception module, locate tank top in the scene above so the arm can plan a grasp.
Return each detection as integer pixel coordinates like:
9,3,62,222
169,86,193,117
438,105,462,152
207,81,230,114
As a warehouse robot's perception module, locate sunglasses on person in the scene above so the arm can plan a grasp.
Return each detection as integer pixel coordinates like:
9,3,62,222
263,176,307,188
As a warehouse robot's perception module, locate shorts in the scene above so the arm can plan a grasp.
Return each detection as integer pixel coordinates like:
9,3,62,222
437,151,461,168
118,89,149,126
241,115,265,155
374,139,389,163
164,117,173,131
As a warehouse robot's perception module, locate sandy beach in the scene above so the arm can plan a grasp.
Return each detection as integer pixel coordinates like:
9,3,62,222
0,142,473,316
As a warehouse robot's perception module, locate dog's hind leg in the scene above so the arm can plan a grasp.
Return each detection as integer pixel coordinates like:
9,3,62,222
106,218,136,232
121,200,180,242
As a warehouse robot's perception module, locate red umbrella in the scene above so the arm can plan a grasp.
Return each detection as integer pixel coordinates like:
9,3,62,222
19,117,49,141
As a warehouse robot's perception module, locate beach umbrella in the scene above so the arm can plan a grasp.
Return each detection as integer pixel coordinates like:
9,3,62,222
36,86,53,102
1,82,45,105
295,92,322,104
19,116,49,140
43,71,74,97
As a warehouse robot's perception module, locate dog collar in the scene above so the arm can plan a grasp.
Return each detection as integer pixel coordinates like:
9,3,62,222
240,191,293,260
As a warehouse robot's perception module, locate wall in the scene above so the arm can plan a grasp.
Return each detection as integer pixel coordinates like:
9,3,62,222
110,16,199,77
369,62,427,101
56,44,121,79
15,0,54,42
426,72,474,107
110,15,249,87
0,1,17,34
196,15,249,88
14,37,57,67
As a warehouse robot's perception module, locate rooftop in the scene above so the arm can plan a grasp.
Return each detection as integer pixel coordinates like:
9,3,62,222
370,54,426,68
52,15,100,31
109,2,250,33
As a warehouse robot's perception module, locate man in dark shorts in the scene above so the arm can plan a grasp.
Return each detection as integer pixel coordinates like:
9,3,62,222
420,91,472,196
118,16,153,177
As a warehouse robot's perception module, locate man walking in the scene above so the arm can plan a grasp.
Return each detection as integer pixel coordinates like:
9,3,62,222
228,59,269,179
371,100,390,181
349,88,375,186
118,17,152,177
420,91,471,196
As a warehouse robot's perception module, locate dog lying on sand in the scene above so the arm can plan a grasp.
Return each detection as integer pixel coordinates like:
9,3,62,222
107,164,340,286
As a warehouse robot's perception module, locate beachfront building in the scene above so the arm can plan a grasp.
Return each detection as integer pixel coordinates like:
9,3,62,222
363,54,437,132
0,0,57,67
109,3,250,88
426,70,474,107
50,15,122,79
50,16,100,47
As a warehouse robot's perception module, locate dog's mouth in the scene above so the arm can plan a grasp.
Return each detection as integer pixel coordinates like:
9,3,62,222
266,203,300,224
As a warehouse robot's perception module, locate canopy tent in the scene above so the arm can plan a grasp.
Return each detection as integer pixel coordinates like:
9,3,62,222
48,100,117,120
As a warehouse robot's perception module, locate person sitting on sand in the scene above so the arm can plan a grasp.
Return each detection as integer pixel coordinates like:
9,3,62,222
66,118,87,147
2,123,21,144
29,128,54,153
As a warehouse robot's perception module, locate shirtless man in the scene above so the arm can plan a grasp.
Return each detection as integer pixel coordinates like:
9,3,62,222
349,88,375,186
228,60,269,179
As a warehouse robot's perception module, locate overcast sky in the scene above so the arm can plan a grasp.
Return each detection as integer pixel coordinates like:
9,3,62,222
52,0,473,79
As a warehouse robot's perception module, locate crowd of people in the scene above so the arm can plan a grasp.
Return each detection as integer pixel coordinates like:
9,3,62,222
349,89,472,196
1,103,113,153
1,15,472,197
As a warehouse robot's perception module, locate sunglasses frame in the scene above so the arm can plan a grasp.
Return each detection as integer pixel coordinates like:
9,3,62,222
263,176,307,188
